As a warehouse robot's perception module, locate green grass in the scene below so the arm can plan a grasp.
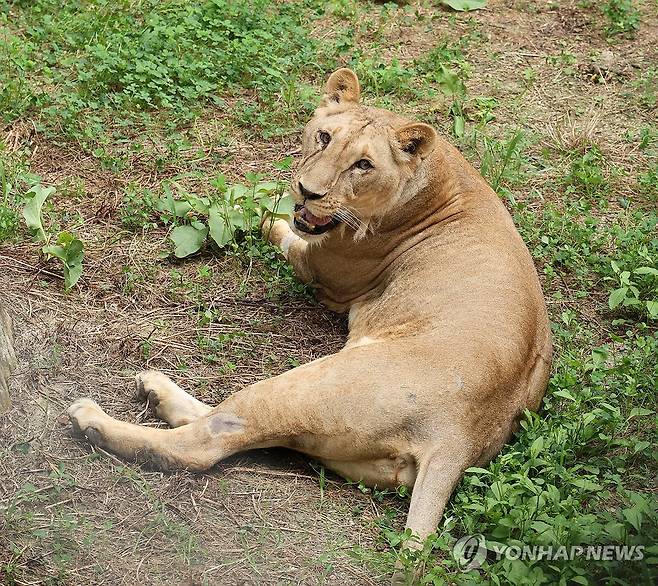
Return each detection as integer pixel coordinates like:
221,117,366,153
601,0,641,38
1,0,657,584
0,0,480,143
0,146,35,242
1,0,325,133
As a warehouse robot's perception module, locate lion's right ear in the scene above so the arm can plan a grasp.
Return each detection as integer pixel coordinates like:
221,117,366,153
320,68,361,106
395,123,437,160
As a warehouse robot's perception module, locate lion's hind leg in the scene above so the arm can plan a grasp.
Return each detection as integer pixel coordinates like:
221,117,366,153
66,398,232,471
136,370,212,427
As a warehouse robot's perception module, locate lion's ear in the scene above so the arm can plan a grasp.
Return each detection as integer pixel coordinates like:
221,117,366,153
395,123,437,159
321,68,360,106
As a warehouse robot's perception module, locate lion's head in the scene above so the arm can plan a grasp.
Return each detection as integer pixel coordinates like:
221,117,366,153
291,68,438,240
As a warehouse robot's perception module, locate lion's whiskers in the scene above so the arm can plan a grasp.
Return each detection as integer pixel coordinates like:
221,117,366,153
337,207,363,229
339,206,372,240
335,209,360,231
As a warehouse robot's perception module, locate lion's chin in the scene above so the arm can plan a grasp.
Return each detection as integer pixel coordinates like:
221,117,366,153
293,204,341,235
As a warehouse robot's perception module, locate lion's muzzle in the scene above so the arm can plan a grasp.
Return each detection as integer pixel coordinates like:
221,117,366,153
293,203,341,235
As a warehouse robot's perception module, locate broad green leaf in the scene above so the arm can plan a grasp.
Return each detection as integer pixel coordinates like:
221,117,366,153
162,183,176,214
23,185,56,240
277,195,295,216
530,436,544,458
173,200,192,217
273,156,293,171
553,389,576,401
42,231,84,290
608,287,628,309
245,171,265,184
156,184,192,218
491,482,509,500
437,65,465,97
155,196,192,218
634,266,658,276
571,478,603,491
628,407,654,419
211,174,227,193
65,257,83,290
229,184,249,202
266,193,295,217
188,196,210,214
591,346,609,368
622,296,641,307
208,205,232,248
170,224,208,258
441,0,487,11
259,195,274,213
633,441,651,454
546,484,561,503
646,301,658,317
604,521,625,541
64,235,84,264
464,467,493,475
453,115,465,137
622,506,643,532
263,67,284,81
42,244,66,260
228,208,247,230
254,181,280,194
530,520,552,533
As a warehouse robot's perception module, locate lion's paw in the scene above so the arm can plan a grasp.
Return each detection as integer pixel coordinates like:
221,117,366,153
262,217,292,247
135,370,179,406
67,398,107,445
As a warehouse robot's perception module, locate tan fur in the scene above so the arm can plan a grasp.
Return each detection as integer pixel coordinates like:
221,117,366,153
67,69,552,581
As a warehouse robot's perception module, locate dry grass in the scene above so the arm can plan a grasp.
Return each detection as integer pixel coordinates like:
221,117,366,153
0,260,394,584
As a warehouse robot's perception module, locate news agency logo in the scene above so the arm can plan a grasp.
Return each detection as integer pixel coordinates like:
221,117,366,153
452,535,646,571
453,534,487,570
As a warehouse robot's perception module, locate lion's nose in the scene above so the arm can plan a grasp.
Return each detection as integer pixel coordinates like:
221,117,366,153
299,182,326,201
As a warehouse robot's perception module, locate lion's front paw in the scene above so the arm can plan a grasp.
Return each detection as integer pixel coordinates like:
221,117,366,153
67,398,108,445
262,217,293,246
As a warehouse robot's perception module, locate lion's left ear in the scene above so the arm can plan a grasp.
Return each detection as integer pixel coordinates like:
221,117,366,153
395,123,437,160
320,68,361,106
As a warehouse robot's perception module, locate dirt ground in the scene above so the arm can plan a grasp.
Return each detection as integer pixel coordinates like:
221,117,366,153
0,261,401,585
1,1,656,585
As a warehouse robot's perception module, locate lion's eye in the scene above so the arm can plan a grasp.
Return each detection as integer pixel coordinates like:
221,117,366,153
319,131,331,146
355,159,373,171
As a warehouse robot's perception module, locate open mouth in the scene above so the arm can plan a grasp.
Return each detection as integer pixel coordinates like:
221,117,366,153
293,204,341,235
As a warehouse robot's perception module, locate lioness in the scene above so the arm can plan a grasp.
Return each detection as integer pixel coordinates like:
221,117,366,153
67,68,552,578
